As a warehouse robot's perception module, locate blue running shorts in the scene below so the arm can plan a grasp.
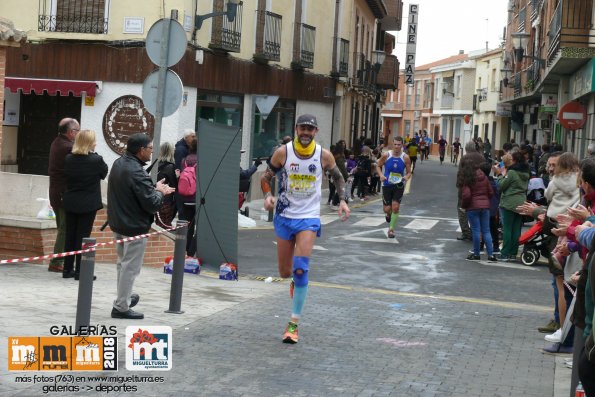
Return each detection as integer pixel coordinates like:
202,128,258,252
274,215,321,240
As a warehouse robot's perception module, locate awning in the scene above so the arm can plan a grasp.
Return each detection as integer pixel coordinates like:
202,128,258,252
4,77,96,97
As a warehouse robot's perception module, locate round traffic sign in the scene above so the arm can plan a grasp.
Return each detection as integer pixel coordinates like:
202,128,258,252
142,69,183,117
146,18,187,67
558,101,587,130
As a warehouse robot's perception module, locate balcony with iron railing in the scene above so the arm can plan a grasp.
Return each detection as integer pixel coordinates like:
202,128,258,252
338,38,349,76
517,7,526,32
546,0,593,64
350,52,375,92
254,10,282,62
209,1,243,53
376,55,399,90
512,72,522,98
292,23,316,70
530,0,541,22
38,0,108,34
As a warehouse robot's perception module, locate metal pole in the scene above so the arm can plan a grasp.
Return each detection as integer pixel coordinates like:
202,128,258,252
165,220,188,314
75,238,96,333
150,10,178,173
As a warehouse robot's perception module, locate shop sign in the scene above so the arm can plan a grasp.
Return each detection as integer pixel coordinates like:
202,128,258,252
496,103,512,117
540,94,557,113
570,59,595,100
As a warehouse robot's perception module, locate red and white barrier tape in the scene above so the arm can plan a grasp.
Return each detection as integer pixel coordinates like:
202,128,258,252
563,279,577,297
0,223,186,265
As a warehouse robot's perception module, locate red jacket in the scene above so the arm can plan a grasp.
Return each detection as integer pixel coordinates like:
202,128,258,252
461,170,494,211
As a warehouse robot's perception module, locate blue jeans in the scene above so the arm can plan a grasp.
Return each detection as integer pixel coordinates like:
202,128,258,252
467,209,493,256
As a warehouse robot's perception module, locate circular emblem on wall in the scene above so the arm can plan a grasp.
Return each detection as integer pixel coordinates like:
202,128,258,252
102,95,155,155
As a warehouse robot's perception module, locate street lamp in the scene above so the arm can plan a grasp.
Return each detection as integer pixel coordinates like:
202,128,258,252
195,0,240,30
372,49,386,73
500,67,512,87
511,31,545,65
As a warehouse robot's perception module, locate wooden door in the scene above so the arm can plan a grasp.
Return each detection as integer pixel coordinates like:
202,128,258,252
17,94,81,175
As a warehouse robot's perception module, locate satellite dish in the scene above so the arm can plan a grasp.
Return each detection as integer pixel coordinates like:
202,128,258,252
142,69,183,117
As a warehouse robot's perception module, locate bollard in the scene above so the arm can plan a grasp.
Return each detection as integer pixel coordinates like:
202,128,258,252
165,220,188,314
75,238,96,333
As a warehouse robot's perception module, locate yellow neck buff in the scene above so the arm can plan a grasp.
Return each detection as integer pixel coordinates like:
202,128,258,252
293,136,316,157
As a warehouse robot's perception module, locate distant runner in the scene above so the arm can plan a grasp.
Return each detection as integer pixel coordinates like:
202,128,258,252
376,136,412,238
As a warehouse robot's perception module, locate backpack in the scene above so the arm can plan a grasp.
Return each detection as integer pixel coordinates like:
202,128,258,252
356,156,371,175
178,165,197,197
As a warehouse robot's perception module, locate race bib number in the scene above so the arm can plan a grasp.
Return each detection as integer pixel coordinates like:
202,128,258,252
388,172,402,184
288,174,316,197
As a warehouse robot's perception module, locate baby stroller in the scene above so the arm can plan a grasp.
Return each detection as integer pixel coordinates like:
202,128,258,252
518,220,550,266
527,177,547,206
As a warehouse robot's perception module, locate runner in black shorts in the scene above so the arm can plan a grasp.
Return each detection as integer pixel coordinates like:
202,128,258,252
376,136,412,238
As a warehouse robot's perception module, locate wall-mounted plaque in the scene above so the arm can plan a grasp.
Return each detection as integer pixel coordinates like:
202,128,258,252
102,95,155,155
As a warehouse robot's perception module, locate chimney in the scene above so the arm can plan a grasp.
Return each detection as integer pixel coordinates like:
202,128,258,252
459,50,464,54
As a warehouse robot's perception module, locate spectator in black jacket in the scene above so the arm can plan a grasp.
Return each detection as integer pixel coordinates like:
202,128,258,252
108,133,175,320
63,130,108,279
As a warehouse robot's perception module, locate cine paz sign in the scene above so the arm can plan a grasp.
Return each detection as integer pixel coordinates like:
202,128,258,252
404,4,419,86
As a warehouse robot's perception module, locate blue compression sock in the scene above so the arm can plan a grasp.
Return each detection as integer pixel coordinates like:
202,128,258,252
291,256,309,318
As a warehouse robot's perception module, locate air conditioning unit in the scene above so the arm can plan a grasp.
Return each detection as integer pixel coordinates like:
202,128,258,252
539,119,551,130
413,110,421,119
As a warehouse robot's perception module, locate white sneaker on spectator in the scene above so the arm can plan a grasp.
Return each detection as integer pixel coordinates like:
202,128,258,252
544,329,563,343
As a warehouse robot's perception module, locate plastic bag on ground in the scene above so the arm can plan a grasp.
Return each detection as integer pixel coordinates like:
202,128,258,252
238,213,256,228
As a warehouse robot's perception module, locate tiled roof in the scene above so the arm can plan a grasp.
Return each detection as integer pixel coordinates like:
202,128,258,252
0,17,26,43
416,53,469,71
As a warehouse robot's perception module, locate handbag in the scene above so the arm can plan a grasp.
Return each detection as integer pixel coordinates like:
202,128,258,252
563,251,582,285
155,197,176,228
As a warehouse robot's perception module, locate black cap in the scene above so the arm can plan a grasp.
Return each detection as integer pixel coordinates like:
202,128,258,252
296,114,318,128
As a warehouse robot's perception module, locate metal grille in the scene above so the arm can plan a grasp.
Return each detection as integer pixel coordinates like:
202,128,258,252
38,0,108,34
517,7,526,32
211,2,243,52
339,38,349,76
263,11,282,61
297,23,316,69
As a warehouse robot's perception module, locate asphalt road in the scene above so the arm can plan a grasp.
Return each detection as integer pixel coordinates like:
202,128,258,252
234,158,552,307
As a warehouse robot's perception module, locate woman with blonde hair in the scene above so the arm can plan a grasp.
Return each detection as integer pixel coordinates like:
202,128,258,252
154,141,177,227
62,130,108,279
541,151,580,344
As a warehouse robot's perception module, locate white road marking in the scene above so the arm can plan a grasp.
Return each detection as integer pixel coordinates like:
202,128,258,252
404,219,438,230
334,228,399,244
471,260,539,270
320,215,337,225
370,250,428,261
272,241,327,251
353,217,386,227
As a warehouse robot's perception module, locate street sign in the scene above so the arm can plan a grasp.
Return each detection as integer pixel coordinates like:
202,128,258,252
558,101,587,130
142,69,183,117
145,18,187,67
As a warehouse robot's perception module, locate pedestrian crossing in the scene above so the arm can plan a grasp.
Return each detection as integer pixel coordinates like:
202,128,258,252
323,213,458,231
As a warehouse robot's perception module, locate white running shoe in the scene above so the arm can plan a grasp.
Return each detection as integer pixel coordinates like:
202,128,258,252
544,329,563,343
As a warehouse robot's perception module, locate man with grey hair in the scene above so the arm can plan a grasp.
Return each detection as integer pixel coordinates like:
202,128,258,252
588,142,595,158
48,118,80,272
174,128,196,171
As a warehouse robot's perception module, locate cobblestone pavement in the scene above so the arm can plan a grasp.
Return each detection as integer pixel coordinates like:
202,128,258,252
1,263,563,397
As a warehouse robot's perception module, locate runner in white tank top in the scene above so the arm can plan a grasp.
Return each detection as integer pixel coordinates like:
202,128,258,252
276,141,323,219
260,114,350,344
